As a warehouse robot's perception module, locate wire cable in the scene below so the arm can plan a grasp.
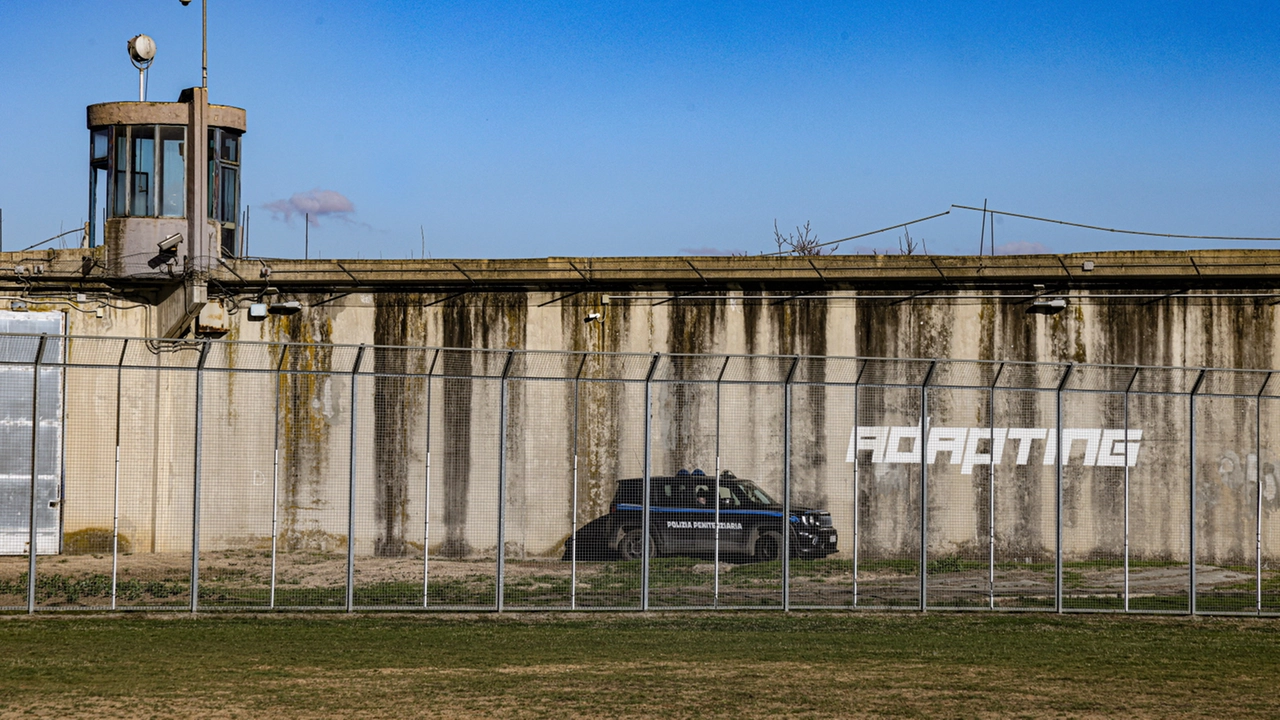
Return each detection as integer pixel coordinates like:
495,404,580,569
21,228,85,252
951,204,1280,242
762,210,951,256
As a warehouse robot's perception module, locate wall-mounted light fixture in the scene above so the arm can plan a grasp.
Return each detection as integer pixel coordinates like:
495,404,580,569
1028,297,1068,315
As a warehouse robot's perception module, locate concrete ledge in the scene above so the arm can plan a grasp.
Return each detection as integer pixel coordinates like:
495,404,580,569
0,248,1278,292
87,101,246,131
217,250,1280,290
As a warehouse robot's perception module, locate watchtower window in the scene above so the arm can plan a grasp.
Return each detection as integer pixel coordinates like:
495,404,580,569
104,125,186,219
219,133,239,163
91,129,109,165
159,127,185,217
111,130,128,217
208,127,242,257
131,132,155,217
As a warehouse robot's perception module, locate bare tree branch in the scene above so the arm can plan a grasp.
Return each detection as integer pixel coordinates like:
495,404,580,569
773,219,837,256
897,229,929,255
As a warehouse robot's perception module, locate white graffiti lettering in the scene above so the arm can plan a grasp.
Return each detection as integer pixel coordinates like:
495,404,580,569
845,426,1142,472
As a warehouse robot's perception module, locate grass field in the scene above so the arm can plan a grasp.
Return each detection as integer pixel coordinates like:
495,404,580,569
1,612,1278,718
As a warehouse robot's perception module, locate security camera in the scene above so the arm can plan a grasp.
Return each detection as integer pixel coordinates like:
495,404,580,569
180,0,192,5
584,313,602,324
158,233,182,253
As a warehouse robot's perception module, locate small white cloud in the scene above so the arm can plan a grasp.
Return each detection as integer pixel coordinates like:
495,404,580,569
264,189,355,225
995,240,1051,255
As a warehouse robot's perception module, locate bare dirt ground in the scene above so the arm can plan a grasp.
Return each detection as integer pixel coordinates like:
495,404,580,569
0,551,1272,610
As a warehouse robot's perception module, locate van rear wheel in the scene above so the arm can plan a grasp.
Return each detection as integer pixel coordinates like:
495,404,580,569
620,529,654,561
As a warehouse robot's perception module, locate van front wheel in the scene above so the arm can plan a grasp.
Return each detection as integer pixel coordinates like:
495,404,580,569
754,532,782,562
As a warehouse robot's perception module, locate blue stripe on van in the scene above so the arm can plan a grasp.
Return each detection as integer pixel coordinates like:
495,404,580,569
616,503,788,520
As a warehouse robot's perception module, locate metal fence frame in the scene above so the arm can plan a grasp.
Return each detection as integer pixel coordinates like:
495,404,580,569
1,331,1277,616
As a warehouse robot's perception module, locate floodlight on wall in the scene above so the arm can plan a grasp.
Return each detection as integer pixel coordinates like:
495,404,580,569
269,301,302,315
127,34,156,101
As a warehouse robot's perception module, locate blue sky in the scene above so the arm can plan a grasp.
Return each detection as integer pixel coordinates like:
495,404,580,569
2,1,1279,258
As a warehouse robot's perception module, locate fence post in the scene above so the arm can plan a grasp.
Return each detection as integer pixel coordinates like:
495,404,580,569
269,345,287,609
1055,364,1072,615
989,363,1004,610
424,349,439,609
570,354,586,610
111,339,128,611
920,361,936,612
346,345,366,613
853,360,867,608
26,334,47,614
1189,369,1205,615
713,357,727,609
1257,373,1270,615
641,353,659,612
190,340,209,614
1124,369,1138,613
496,350,515,613
782,356,799,612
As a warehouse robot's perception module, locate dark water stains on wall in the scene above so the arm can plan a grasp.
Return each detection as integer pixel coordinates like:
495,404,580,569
562,294,634,525
440,299,474,558
1202,297,1275,371
1046,307,1086,365
372,294,428,557
662,300,723,473
277,303,337,551
768,298,829,508
990,296,1040,363
859,300,969,551
1093,297,1174,367
438,293,529,557
857,297,957,361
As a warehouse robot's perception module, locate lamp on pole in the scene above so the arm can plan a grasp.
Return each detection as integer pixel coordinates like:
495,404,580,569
179,0,207,88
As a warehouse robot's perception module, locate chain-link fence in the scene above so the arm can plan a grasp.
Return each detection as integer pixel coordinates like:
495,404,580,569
1,331,1278,615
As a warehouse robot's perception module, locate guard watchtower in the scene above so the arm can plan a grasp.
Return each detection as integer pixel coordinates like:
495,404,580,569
86,91,245,277
83,28,247,337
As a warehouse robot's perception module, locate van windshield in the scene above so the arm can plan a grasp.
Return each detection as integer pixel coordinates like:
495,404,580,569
721,480,776,507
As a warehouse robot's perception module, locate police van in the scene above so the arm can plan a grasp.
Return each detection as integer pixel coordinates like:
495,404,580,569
563,470,836,562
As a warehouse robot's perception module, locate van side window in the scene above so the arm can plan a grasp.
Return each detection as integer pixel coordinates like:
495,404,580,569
719,486,740,507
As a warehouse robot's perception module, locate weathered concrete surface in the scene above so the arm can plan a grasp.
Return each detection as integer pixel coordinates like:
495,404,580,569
5,248,1280,565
